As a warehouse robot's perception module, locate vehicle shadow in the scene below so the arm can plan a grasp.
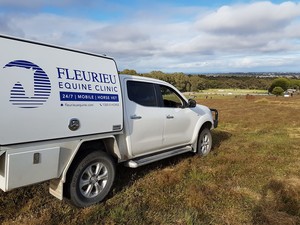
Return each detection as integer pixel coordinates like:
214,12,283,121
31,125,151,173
111,129,232,197
212,129,232,149
112,152,194,196
211,130,232,155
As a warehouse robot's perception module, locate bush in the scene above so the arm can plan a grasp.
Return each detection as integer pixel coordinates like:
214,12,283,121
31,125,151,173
272,86,284,96
268,78,290,93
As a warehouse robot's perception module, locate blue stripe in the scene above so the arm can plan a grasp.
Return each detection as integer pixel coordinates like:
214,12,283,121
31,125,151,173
9,62,32,66
10,94,28,98
12,102,44,105
34,81,51,85
10,100,46,104
11,89,25,92
34,88,51,91
34,77,50,81
11,93,26,95
10,96,29,99
34,94,50,96
34,75,49,80
34,84,52,88
34,73,48,76
34,79,51,83
34,91,51,93
10,96,48,99
12,86,24,89
34,70,47,73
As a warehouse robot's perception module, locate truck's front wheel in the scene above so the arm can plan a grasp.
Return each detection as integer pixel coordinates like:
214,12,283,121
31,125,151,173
197,128,212,156
67,151,115,208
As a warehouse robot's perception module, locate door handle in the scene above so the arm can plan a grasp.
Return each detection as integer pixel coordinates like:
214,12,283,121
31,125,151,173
166,115,174,119
131,115,142,120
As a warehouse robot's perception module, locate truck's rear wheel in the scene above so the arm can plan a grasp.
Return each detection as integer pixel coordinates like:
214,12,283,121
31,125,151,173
197,128,212,156
67,151,115,208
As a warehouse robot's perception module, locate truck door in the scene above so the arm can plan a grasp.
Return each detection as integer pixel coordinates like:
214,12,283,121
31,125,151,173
159,85,199,148
124,80,164,156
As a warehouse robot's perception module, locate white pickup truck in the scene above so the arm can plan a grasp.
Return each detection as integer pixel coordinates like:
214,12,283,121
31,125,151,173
0,35,218,207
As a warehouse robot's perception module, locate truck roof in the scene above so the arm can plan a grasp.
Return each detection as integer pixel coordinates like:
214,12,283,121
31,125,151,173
0,34,113,60
119,74,170,86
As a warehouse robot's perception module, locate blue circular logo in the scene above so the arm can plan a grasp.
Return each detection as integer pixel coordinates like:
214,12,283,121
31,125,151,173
4,60,51,108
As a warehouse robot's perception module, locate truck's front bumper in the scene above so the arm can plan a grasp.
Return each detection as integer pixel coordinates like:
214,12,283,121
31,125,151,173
210,108,219,128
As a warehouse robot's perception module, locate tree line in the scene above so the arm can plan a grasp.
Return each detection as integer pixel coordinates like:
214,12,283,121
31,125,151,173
120,69,300,93
268,77,300,95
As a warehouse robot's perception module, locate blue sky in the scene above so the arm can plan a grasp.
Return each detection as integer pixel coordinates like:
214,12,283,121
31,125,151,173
1,0,300,73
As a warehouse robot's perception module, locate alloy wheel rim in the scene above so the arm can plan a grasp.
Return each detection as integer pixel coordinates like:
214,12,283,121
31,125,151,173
200,134,210,154
79,162,108,198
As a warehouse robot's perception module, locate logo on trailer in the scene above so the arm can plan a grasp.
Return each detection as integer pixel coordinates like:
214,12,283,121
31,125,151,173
3,60,51,108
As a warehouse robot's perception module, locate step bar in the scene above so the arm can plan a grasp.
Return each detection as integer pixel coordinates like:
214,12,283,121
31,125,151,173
125,146,193,168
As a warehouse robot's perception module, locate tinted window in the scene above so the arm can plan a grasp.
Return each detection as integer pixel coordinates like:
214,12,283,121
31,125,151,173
160,85,184,108
127,81,157,107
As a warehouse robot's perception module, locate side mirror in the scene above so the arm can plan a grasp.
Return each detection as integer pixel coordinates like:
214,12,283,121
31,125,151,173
188,99,196,108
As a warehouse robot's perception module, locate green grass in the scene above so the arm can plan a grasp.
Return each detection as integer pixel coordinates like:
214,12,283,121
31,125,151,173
202,88,267,95
0,94,300,224
185,88,269,100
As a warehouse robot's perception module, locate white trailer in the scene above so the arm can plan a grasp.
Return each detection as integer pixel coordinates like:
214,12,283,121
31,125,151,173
0,35,218,207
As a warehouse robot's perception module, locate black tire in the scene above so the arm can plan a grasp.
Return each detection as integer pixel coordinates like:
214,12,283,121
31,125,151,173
197,128,212,156
67,151,115,208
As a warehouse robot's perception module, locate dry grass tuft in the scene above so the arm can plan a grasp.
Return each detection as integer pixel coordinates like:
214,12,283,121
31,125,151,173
255,98,270,104
287,128,300,139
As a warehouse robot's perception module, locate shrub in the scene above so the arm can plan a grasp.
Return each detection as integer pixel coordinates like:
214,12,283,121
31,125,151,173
272,86,284,96
268,78,290,93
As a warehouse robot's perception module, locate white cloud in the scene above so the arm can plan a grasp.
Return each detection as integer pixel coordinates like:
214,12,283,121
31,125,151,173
196,1,300,34
166,1,300,71
0,1,300,72
0,13,106,45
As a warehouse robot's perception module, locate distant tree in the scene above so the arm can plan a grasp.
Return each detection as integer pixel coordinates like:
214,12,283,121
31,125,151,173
268,78,290,93
189,76,206,91
173,73,189,91
123,70,288,91
121,69,137,75
150,71,165,76
290,79,300,90
272,86,284,96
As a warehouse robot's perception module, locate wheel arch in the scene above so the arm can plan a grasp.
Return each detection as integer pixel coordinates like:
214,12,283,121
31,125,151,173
191,120,213,151
199,121,213,133
59,136,119,199
65,150,116,207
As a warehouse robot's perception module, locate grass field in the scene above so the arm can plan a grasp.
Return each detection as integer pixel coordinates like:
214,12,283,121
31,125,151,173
184,89,269,101
0,93,300,225
190,88,268,96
